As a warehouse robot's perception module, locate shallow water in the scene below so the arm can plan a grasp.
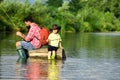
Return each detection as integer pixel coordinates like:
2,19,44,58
0,32,120,80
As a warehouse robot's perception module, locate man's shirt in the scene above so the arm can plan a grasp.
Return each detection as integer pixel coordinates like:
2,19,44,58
25,23,41,48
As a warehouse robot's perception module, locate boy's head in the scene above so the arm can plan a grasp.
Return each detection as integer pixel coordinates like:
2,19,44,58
52,24,61,33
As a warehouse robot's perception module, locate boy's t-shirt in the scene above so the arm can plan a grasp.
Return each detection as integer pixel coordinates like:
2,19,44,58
48,33,62,47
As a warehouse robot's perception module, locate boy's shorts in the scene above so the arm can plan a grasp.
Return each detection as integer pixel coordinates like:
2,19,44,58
20,41,35,50
48,45,58,51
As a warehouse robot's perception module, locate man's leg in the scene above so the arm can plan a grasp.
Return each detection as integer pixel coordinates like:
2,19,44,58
16,41,27,58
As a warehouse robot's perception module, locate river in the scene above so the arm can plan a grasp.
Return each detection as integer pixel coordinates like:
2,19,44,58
0,32,120,80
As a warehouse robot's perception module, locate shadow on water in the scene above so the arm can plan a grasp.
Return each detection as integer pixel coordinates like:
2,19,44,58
16,57,65,80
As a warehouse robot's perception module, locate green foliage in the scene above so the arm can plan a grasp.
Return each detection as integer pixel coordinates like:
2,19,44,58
0,0,31,31
69,0,83,13
0,0,3,2
47,0,63,7
30,0,50,27
0,0,120,32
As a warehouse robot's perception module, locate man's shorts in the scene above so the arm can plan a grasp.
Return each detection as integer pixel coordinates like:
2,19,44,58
20,41,35,50
48,45,58,51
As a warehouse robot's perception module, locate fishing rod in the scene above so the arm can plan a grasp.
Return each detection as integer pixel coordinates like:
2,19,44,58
0,4,20,41
0,5,17,28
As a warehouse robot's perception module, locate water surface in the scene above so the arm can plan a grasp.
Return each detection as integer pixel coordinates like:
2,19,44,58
0,32,120,80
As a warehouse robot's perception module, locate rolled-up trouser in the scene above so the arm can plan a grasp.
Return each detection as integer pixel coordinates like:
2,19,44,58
16,41,35,58
20,41,36,50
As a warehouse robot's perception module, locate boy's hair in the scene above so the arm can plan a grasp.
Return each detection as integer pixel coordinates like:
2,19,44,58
52,24,61,31
23,16,33,22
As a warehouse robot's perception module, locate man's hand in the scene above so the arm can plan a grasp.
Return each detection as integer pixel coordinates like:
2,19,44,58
16,31,26,39
16,31,22,37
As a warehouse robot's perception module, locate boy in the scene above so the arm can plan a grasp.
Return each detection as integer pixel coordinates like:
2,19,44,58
47,24,63,59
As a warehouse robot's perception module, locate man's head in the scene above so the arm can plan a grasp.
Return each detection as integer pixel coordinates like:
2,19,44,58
23,16,33,26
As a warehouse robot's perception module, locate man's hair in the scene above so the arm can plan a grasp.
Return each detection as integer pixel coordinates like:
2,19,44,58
23,16,33,22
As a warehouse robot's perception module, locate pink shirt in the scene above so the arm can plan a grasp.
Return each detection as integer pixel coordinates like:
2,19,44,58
25,23,41,48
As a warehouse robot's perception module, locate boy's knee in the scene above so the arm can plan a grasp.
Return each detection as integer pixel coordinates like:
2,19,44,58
52,50,56,53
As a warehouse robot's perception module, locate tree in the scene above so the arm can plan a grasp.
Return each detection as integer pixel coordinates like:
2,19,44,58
0,0,3,2
69,0,82,13
47,0,63,7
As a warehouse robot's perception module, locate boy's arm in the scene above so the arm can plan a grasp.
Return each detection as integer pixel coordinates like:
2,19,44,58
59,41,64,49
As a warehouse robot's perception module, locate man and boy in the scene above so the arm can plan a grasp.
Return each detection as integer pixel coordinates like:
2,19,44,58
16,16,63,59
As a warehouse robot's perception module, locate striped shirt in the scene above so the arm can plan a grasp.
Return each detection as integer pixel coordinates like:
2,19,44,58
25,23,41,48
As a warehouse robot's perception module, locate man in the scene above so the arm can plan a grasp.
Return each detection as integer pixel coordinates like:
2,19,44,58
16,16,41,58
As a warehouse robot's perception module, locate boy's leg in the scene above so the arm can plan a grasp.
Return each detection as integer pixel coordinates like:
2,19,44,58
51,51,56,59
48,51,51,59
48,45,53,59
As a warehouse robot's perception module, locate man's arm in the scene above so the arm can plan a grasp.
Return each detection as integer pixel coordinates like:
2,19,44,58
16,31,26,40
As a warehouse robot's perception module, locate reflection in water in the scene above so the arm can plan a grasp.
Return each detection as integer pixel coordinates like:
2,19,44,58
25,58,48,80
16,58,64,80
16,57,28,65
63,32,120,59
48,60,62,80
15,57,28,80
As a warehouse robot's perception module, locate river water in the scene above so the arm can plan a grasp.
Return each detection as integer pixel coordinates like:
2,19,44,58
0,32,120,80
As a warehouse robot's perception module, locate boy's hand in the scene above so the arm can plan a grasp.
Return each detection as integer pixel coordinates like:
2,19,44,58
60,46,64,49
